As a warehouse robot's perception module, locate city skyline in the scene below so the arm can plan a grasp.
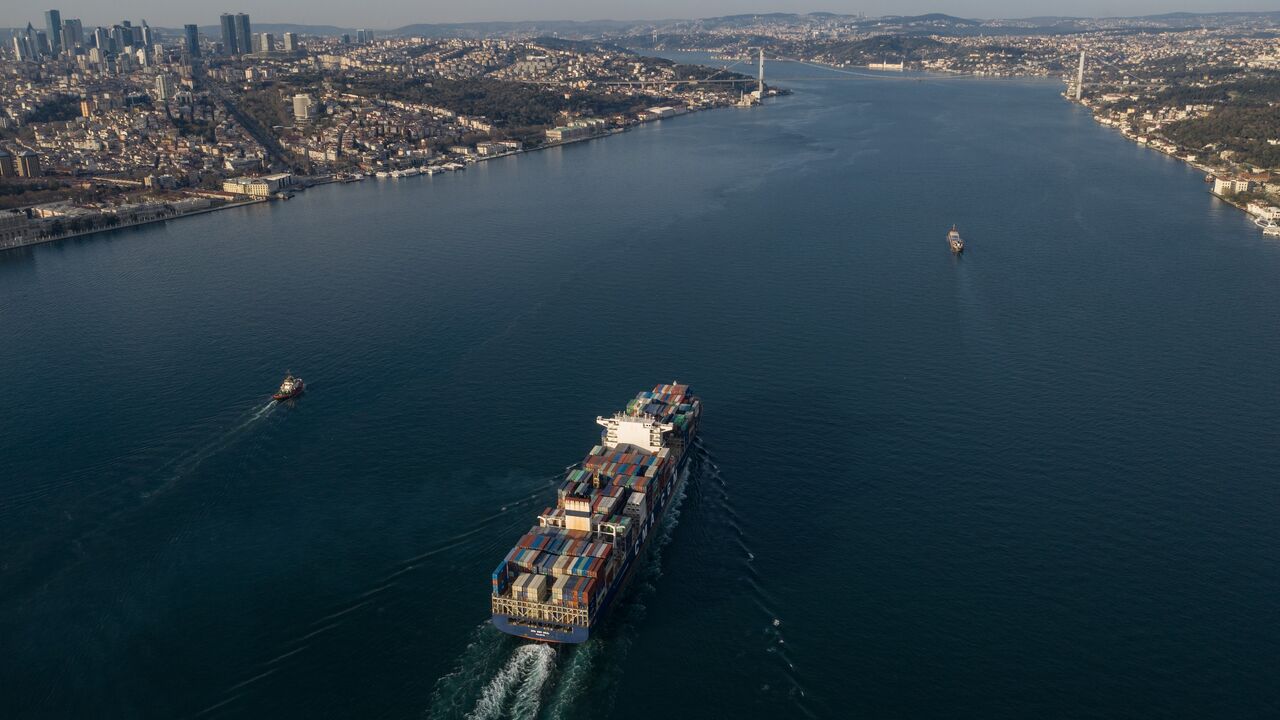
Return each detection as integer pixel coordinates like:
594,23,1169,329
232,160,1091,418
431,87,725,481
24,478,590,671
4,2,1279,30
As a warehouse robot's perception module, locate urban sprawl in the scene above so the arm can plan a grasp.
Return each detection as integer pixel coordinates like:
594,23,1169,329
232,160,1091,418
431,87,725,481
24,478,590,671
4,11,1280,249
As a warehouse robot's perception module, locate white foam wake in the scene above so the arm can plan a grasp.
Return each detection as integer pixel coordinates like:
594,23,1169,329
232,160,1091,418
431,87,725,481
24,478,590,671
465,643,555,720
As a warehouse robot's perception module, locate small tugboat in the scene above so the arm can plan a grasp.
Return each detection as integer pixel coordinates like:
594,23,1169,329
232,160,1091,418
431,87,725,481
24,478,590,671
948,224,965,253
273,372,305,400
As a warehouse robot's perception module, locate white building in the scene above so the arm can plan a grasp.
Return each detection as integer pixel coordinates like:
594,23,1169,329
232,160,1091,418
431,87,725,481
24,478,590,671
1246,202,1280,220
222,173,293,198
292,94,314,122
1213,177,1254,195
154,74,175,101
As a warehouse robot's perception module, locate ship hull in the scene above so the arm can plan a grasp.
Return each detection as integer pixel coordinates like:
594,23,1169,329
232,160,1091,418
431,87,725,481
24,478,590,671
491,429,696,645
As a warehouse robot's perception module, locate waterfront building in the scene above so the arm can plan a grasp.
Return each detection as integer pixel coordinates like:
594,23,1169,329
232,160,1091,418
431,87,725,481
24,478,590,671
45,9,62,55
220,14,238,54
222,173,292,197
1214,177,1255,195
16,151,42,178
234,14,252,55
0,150,15,178
184,24,200,57
0,209,31,248
1247,202,1280,220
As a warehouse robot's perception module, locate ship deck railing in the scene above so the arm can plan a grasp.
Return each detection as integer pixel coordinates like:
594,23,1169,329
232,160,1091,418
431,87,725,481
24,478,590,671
491,595,590,627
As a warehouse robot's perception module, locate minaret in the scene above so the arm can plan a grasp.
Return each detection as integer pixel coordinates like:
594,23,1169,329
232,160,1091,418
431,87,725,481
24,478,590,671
1075,51,1085,101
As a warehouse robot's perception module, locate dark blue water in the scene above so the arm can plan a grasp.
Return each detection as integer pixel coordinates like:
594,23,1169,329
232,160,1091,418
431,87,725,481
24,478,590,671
3,59,1278,719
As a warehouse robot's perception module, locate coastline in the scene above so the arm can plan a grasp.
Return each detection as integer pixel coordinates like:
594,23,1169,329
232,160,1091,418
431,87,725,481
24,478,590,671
2,103,736,254
1059,94,1276,227
1,198,269,253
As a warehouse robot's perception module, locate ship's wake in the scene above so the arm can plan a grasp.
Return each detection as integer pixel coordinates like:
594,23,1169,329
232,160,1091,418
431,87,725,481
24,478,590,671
145,398,279,498
428,627,557,720
427,453,703,720
466,643,556,720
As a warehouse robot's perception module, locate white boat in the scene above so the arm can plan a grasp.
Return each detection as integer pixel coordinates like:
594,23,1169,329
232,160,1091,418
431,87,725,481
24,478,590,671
947,224,964,253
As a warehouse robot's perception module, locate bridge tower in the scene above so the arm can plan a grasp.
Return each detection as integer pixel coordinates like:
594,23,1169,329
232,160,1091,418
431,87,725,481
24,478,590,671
757,47,765,98
1075,51,1085,101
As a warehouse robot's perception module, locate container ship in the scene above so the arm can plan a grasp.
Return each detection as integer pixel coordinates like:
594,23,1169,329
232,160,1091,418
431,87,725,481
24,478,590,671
490,383,701,643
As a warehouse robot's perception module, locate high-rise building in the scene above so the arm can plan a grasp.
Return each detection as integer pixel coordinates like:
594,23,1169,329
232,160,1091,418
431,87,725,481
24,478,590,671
356,29,373,44
44,9,62,55
22,23,40,58
140,22,154,48
258,32,274,53
220,13,238,54
340,33,351,45
62,18,83,49
282,32,298,52
16,151,41,178
92,26,110,53
12,34,31,62
155,74,174,101
184,24,200,57
234,14,251,55
293,94,314,122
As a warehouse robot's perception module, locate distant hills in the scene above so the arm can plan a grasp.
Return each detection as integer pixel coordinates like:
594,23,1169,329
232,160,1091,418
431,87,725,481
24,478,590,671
5,10,1279,41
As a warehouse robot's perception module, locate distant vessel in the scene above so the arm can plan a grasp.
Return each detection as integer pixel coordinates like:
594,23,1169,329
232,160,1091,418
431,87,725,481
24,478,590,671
273,373,305,400
948,225,965,253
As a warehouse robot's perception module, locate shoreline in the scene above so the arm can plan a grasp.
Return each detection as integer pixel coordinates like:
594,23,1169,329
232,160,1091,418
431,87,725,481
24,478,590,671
1,198,268,252
2,103,735,254
1059,94,1276,228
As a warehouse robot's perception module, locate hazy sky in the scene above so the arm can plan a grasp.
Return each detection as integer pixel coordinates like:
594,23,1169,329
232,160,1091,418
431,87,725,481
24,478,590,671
4,1,1272,29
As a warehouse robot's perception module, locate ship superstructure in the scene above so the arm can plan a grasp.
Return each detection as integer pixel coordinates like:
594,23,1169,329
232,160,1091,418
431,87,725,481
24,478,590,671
490,383,701,643
273,373,304,400
948,225,965,253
